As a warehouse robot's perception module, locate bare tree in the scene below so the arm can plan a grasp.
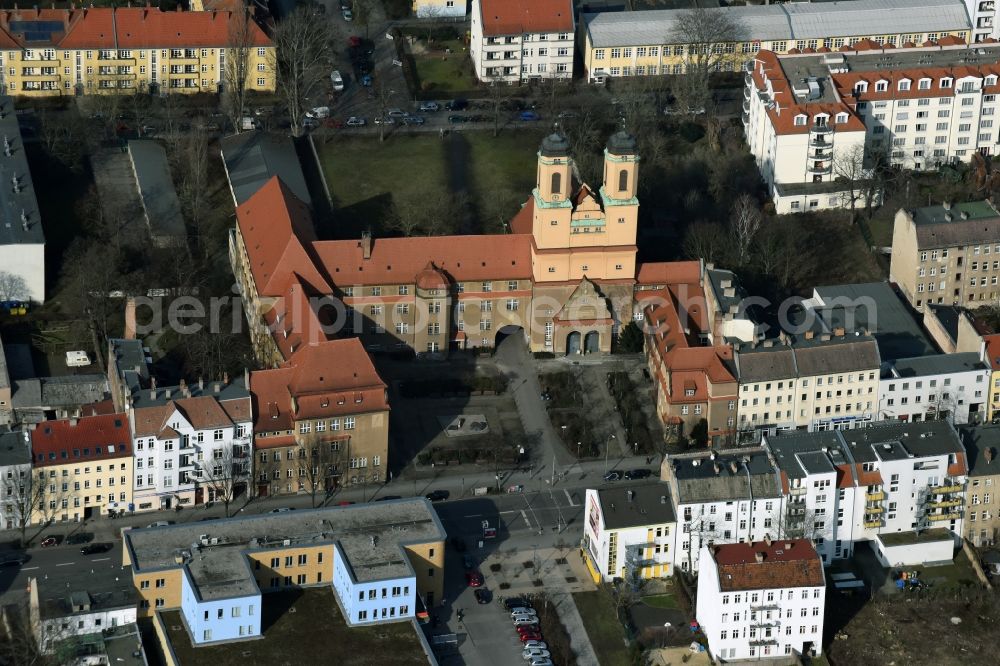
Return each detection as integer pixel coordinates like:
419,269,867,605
353,0,374,40
199,444,250,517
0,270,29,302
667,8,746,115
273,8,334,137
0,601,47,666
730,193,761,266
3,463,52,547
297,433,344,508
486,81,509,138
173,130,210,255
832,144,869,217
223,2,257,134
372,67,401,142
683,221,731,265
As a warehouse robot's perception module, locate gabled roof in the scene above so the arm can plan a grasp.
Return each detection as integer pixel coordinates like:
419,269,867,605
479,0,573,37
58,7,272,49
31,413,132,466
711,539,824,592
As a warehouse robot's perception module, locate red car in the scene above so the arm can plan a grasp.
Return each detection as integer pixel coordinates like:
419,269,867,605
519,631,543,642
40,536,58,548
516,624,540,635
348,36,362,48
465,570,484,587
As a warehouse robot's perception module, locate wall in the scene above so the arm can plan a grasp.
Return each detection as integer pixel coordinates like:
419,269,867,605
332,543,418,625
31,456,134,524
0,243,44,302
404,540,445,608
134,568,185,617
151,612,180,666
875,535,954,566
179,568,261,645
246,544,334,591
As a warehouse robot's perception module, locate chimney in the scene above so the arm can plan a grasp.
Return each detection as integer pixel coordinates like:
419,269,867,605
198,377,204,392
804,330,815,340
755,552,765,563
833,327,845,337
729,460,739,474
244,367,249,388
69,418,78,427
179,378,186,391
223,371,230,386
764,535,772,546
713,463,721,475
165,389,172,399
943,200,952,210
214,383,221,394
785,542,793,550
150,387,156,400
360,231,372,260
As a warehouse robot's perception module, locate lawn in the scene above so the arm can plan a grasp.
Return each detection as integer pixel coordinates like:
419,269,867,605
316,130,541,238
412,40,478,95
640,593,678,609
573,590,631,666
158,588,426,666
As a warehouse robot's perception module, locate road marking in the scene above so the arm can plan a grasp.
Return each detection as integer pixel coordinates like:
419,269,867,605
90,558,110,562
21,566,38,571
520,510,531,530
563,490,577,507
463,514,482,518
56,562,73,567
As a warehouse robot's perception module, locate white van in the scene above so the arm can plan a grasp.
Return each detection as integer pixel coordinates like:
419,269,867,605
307,106,330,119
331,70,344,92
65,351,91,367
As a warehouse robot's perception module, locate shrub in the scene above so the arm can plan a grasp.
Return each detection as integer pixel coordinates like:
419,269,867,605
616,321,645,353
678,121,705,143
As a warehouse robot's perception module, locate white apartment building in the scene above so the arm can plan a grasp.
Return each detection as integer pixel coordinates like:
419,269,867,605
470,0,574,83
879,352,991,424
128,378,252,512
582,482,676,584
29,578,138,654
967,0,999,42
661,449,782,573
764,421,967,554
697,539,826,661
734,335,881,436
745,41,1000,213
0,430,30,530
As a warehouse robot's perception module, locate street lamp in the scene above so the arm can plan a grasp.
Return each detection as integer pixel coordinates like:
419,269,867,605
604,434,616,473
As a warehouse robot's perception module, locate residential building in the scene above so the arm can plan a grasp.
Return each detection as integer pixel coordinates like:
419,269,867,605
250,338,390,495
734,334,881,436
661,448,782,573
128,377,252,512
582,481,676,583
987,334,1000,421
878,352,990,424
0,429,30,530
28,577,139,655
959,424,1000,546
9,375,111,425
412,0,465,19
640,261,740,445
892,200,1000,310
29,412,134,522
697,539,825,661
122,501,446,640
470,0,573,83
581,0,971,84
231,131,668,362
966,0,1000,43
0,7,275,96
0,96,44,301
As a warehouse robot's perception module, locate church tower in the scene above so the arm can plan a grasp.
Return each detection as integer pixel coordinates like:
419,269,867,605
530,132,574,250
601,129,640,250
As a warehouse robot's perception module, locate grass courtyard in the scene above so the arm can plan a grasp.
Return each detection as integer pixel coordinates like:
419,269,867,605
158,588,427,666
412,40,478,95
573,590,631,666
317,130,543,238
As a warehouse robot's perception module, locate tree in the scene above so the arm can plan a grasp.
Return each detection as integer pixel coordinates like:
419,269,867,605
832,144,870,217
616,321,644,353
0,270,29,302
199,443,250,517
0,600,47,666
223,2,257,135
273,8,334,137
667,8,746,115
3,463,53,547
689,418,709,447
372,67,401,143
729,193,761,266
353,0,374,40
172,130,210,256
297,433,344,508
683,221,731,265
486,81,509,138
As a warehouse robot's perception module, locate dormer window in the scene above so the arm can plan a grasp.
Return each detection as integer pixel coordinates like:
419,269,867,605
814,114,828,126
988,75,998,86
875,80,888,92
898,79,910,91
941,77,953,88
835,112,848,124
794,114,807,126
918,78,931,90
854,81,868,93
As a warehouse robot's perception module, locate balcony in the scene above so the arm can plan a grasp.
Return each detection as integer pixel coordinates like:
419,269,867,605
750,603,781,612
864,505,885,513
743,85,751,100
866,490,885,501
930,482,963,494
928,511,961,522
809,136,832,148
928,498,962,509
742,100,750,114
749,638,779,647
807,162,832,174
789,487,807,496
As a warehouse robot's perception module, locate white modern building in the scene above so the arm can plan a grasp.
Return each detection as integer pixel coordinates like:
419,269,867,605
128,378,252,512
967,0,1000,42
879,352,991,424
745,41,1000,213
470,0,574,83
697,538,826,661
0,96,44,302
661,448,783,573
582,482,676,584
29,577,139,654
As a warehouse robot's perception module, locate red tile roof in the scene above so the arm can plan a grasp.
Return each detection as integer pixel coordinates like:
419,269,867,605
712,539,824,592
131,393,250,438
984,334,1000,371
262,276,338,360
508,197,534,235
31,413,132,467
57,7,271,49
636,260,701,286
479,0,572,36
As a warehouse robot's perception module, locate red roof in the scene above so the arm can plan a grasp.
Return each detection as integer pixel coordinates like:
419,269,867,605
985,334,1000,371
32,413,132,467
479,0,572,36
712,539,824,591
415,262,450,290
56,7,271,49
636,260,701,286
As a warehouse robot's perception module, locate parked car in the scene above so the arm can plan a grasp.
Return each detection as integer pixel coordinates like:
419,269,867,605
360,74,372,86
340,0,350,8
519,631,543,643
444,98,468,111
447,114,469,124
557,110,579,119
331,70,345,91
401,114,425,126
66,532,94,545
302,117,320,129
522,641,547,650
348,35,362,47
523,649,551,660
0,553,28,566
40,536,59,548
510,607,536,617
513,616,539,627
425,490,449,502
474,588,491,604
342,8,353,20
505,598,532,612
346,116,367,127
529,659,553,666
519,110,541,121
624,469,651,480
336,501,356,506
516,624,540,635
198,516,220,522
373,117,394,125
465,570,484,587
270,507,294,513
147,521,173,528
81,543,113,555
308,106,331,119
419,101,440,112
603,471,622,482
387,108,407,119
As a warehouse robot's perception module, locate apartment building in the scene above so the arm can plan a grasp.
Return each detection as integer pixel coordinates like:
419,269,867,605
697,539,826,662
967,0,1000,42
641,261,739,445
470,0,574,83
250,338,390,495
0,429,30,529
122,501,446,638
232,132,673,362
987,334,1000,421
879,352,990,424
0,7,275,96
581,0,971,84
582,482,676,583
412,0,465,19
0,96,44,301
891,200,1000,310
29,577,138,654
661,448,782,573
960,424,1000,545
29,413,134,522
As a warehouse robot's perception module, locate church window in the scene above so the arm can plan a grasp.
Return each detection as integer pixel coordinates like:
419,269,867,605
551,172,562,195
618,169,628,192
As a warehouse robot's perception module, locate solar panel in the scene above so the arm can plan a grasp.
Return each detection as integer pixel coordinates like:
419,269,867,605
9,20,65,32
